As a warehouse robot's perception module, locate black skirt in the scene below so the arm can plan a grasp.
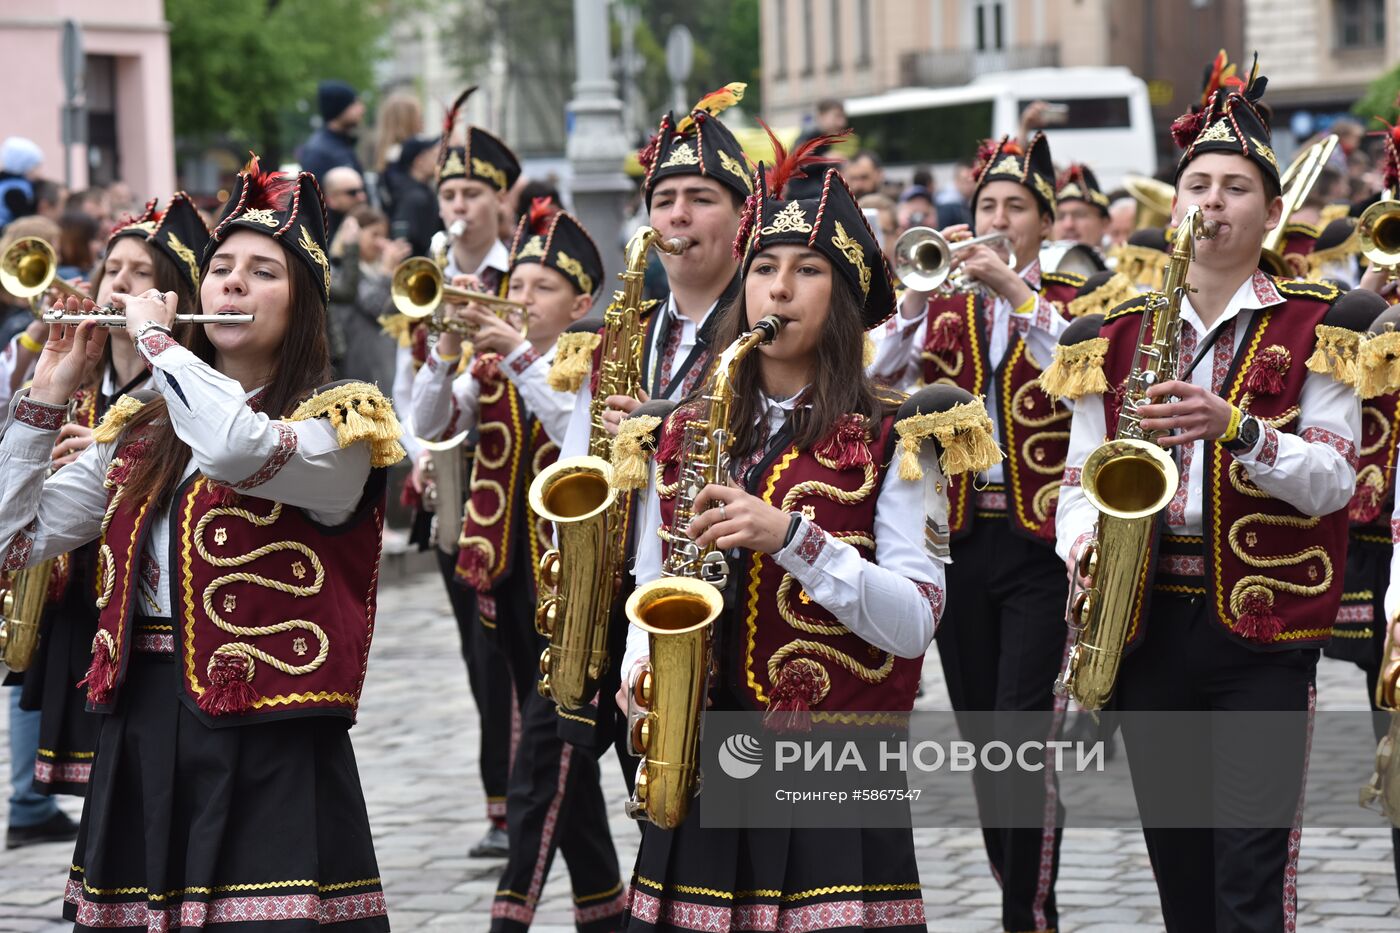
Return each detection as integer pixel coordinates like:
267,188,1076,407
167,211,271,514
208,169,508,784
61,647,389,931
20,563,101,797
621,793,926,932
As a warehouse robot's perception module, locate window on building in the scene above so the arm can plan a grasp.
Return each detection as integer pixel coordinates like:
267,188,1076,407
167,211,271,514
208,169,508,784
1335,0,1386,49
974,0,1006,52
86,55,120,186
857,0,871,66
829,0,842,71
775,0,788,77
802,0,815,75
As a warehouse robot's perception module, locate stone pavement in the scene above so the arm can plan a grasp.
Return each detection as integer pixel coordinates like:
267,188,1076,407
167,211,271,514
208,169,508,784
2,558,1399,931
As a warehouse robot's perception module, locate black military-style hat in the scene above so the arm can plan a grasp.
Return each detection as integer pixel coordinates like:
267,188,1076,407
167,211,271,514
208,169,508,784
110,192,211,293
733,125,895,328
1171,53,1279,190
437,87,521,194
972,132,1057,219
508,198,603,296
207,155,331,303
639,83,752,206
1055,164,1110,217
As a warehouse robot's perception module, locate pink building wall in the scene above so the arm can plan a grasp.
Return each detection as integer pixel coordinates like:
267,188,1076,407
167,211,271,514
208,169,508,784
0,1,174,201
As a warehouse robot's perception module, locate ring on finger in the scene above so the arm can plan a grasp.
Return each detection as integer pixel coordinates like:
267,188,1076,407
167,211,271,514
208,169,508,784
718,502,728,522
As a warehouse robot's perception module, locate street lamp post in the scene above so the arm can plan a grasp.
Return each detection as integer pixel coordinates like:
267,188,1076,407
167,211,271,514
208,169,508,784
567,0,633,306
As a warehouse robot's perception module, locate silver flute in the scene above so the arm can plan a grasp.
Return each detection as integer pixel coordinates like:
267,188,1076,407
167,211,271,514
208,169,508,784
42,310,255,327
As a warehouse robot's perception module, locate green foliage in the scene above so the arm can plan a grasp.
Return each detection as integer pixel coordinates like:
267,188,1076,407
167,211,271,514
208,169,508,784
1354,64,1400,127
623,0,763,117
167,0,395,160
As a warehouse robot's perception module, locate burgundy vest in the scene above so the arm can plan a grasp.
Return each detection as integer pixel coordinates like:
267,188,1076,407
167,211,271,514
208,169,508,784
655,411,922,715
1099,277,1349,650
918,273,1082,542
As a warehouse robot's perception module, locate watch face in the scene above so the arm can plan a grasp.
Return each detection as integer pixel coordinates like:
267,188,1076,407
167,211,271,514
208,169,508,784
1239,416,1260,447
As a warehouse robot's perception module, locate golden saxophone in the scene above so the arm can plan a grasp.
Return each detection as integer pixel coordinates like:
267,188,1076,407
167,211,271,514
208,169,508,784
529,228,690,710
624,314,783,829
1055,206,1218,711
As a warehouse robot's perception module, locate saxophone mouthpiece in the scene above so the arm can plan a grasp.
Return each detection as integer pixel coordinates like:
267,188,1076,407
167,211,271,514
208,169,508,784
663,236,693,254
1198,218,1221,239
755,314,783,342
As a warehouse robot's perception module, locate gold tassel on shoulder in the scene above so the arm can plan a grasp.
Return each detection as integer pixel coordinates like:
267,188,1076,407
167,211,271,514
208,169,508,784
378,312,414,348
547,331,603,392
610,415,662,490
896,398,1002,480
1358,330,1400,399
92,395,147,444
1038,337,1109,400
1304,324,1360,386
289,382,407,466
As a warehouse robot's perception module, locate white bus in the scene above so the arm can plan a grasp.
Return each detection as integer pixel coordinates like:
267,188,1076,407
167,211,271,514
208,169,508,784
843,67,1157,190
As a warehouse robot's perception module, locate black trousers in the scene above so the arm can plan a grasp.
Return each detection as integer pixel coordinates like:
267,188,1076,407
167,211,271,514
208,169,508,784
938,516,1069,933
436,547,513,824
1117,590,1317,933
491,561,625,933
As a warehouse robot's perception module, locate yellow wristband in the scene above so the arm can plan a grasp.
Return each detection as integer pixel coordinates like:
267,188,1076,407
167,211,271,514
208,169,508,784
436,349,462,364
1219,405,1243,444
1013,294,1038,316
17,333,43,354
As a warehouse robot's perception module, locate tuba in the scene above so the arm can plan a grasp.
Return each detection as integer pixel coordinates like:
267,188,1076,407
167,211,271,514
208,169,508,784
1055,206,1218,711
530,227,690,709
624,315,783,828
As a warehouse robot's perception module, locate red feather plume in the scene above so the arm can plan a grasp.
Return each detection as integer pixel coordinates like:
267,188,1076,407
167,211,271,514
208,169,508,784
1372,114,1400,190
528,196,557,235
439,87,477,162
757,118,848,199
240,153,296,212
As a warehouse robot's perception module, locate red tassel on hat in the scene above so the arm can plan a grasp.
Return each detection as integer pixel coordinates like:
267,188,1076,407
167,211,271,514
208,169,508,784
1171,111,1206,149
814,414,872,471
198,652,258,716
733,191,759,260
1235,589,1284,642
77,635,117,705
455,544,491,590
764,659,826,733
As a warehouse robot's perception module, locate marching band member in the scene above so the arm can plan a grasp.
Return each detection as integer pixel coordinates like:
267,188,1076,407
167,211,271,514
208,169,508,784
1054,163,1112,252
403,88,519,858
549,85,751,768
0,157,401,929
869,130,1084,933
19,195,208,805
613,141,994,933
1054,65,1361,930
411,199,625,931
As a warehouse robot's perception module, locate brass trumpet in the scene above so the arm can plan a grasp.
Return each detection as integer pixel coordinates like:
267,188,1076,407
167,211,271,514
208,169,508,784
893,226,1017,294
1260,134,1339,278
1359,196,1400,271
390,257,528,338
1,237,99,313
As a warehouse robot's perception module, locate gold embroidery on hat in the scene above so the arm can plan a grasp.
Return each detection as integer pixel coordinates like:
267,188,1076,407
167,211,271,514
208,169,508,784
717,149,752,190
990,155,1022,176
830,222,871,296
298,225,331,296
1195,119,1236,145
238,208,280,228
759,201,813,235
472,157,508,191
1058,183,1084,200
1251,138,1279,171
165,232,200,286
440,150,466,179
660,142,700,168
517,235,546,260
1034,174,1055,206
126,220,157,235
554,252,592,294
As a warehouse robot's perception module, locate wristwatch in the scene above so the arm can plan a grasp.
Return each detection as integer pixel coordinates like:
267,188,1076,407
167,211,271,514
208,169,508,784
1223,412,1261,453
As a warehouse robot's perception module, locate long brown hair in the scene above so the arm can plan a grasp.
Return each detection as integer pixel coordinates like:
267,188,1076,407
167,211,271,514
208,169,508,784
704,266,891,462
118,246,332,506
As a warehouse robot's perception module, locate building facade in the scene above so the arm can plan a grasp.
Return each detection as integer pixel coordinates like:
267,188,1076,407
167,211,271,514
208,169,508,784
0,1,175,201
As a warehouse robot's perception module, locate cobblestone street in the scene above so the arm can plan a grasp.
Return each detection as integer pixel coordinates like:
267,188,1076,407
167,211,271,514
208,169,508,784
3,558,1399,931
